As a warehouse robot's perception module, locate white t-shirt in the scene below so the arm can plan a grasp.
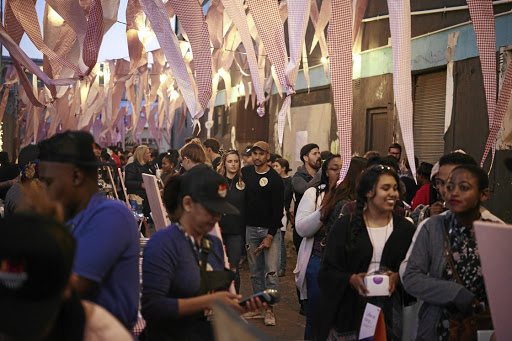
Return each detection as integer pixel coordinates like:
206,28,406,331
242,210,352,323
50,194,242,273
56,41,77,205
366,219,393,274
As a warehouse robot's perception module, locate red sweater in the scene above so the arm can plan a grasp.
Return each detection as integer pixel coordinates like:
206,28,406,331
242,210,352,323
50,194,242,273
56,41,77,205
411,184,430,211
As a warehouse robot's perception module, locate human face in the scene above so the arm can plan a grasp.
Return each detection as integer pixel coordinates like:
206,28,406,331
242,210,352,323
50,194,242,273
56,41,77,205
225,153,240,175
242,154,253,166
436,164,458,201
251,149,269,167
367,174,399,213
273,162,284,176
388,148,401,161
326,157,342,188
161,157,174,174
445,169,488,215
304,148,321,170
143,149,151,163
186,198,223,236
39,161,78,220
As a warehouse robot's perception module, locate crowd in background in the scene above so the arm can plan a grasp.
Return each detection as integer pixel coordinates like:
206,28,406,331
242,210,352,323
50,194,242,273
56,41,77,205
0,131,509,341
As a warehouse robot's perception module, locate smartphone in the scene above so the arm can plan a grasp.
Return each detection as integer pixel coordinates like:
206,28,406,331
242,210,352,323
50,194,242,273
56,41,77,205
238,289,280,307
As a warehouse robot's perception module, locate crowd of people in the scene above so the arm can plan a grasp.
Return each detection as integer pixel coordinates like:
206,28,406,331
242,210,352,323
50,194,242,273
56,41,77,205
0,131,509,341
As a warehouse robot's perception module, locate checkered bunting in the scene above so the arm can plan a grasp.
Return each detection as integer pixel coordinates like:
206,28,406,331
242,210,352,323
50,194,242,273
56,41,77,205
247,0,309,146
466,0,508,170
481,53,512,169
83,0,104,71
467,0,496,124
221,0,266,115
247,0,289,142
169,0,212,116
328,0,352,182
387,0,416,180
139,0,201,119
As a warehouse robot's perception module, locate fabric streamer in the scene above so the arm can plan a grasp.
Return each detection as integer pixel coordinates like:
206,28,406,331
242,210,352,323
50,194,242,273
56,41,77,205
465,0,504,169
169,0,212,116
221,0,266,116
139,0,201,119
387,0,417,180
247,0,310,147
328,0,353,183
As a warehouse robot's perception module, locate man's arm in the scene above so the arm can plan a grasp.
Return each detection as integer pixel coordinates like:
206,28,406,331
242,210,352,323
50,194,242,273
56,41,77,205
70,273,100,300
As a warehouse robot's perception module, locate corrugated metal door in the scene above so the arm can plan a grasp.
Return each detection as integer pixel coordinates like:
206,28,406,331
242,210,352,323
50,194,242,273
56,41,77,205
413,71,447,164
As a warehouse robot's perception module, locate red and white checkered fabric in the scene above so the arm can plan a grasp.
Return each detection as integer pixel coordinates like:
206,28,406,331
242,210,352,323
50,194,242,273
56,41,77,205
247,0,309,146
328,0,352,182
466,0,505,169
277,0,310,146
221,0,266,114
83,0,104,70
7,0,84,76
247,0,289,143
169,0,212,116
140,0,201,119
467,0,496,124
387,0,416,180
481,55,512,168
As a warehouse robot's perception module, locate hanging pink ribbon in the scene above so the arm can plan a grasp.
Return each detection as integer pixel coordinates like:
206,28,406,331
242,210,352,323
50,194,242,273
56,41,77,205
276,0,311,146
221,0,266,115
465,0,504,168
387,0,416,179
139,0,201,119
328,0,352,182
168,0,212,115
247,0,310,146
481,57,512,168
467,0,496,124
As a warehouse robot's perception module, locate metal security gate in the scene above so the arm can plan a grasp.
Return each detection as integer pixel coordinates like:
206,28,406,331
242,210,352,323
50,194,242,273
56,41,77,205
413,71,447,164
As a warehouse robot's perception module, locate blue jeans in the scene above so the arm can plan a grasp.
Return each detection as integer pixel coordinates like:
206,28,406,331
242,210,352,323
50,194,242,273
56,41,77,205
246,226,281,294
304,254,321,340
280,230,286,272
221,233,242,293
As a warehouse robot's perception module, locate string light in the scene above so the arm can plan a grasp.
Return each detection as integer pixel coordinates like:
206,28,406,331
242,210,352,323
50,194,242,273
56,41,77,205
321,56,328,64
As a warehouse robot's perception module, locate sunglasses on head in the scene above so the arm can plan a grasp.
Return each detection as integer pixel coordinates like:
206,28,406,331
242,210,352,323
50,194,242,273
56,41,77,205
371,164,393,172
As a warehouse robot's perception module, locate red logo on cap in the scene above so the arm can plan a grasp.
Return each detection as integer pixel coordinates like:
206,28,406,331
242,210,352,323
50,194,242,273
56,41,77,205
218,184,227,198
0,260,28,290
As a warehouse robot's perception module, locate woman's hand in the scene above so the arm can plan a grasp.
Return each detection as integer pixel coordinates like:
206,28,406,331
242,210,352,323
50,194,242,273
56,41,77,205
386,271,400,296
210,292,244,314
349,273,369,297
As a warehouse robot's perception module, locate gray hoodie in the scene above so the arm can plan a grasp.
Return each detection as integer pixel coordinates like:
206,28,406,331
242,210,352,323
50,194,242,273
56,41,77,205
401,210,503,340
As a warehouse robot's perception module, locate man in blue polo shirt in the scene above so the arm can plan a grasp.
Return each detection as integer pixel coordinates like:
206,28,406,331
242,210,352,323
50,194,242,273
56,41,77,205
38,131,140,329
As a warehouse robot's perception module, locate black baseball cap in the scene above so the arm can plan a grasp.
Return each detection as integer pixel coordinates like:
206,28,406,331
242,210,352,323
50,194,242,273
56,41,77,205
244,145,253,156
38,130,101,168
181,165,239,215
0,214,75,340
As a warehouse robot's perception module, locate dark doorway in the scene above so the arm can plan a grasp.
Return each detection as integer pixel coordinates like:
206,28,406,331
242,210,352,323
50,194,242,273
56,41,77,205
365,108,389,155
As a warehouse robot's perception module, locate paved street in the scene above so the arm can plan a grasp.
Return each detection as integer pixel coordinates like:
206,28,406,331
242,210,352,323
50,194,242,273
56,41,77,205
239,233,306,340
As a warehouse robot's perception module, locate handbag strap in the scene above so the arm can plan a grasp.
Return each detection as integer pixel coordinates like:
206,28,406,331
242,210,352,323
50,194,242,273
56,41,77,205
442,218,463,285
200,236,211,272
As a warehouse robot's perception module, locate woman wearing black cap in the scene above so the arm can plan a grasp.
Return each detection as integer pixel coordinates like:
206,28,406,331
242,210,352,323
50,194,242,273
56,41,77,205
140,167,264,341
